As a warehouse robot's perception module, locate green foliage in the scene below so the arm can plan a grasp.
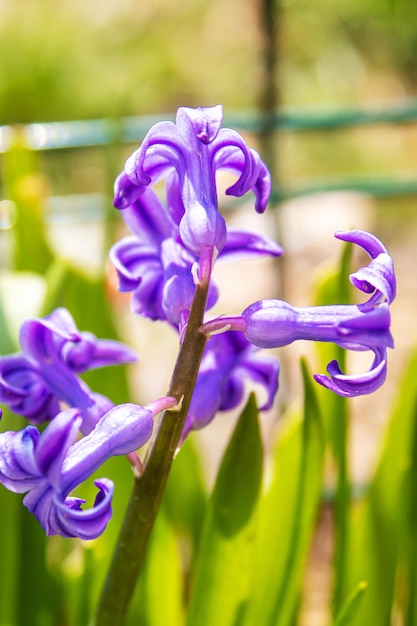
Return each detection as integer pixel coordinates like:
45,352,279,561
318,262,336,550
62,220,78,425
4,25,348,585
244,360,324,626
186,394,263,626
345,350,417,625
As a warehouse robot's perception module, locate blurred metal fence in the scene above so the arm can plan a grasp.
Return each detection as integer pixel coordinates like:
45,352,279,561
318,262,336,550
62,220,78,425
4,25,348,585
1,98,417,212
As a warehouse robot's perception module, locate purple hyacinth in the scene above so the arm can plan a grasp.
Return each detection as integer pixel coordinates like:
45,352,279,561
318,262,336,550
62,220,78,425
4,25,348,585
111,105,280,326
111,176,281,327
182,331,279,440
0,398,176,539
115,105,272,259
0,308,137,434
201,230,396,397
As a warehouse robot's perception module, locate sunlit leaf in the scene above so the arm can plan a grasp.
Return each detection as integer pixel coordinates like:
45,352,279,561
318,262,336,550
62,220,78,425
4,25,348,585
244,359,324,626
186,394,263,626
346,350,417,625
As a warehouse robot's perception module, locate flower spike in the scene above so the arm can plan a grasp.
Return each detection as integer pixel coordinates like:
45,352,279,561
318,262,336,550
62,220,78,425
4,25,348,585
116,105,272,257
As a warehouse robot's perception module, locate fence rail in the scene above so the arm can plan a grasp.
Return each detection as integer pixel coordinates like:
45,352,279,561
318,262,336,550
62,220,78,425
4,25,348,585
1,98,417,203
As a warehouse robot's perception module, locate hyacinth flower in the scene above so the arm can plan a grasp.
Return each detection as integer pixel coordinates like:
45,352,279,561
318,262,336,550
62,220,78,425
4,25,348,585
110,185,282,326
0,397,176,539
0,308,137,434
111,105,280,326
202,230,396,397
182,330,279,440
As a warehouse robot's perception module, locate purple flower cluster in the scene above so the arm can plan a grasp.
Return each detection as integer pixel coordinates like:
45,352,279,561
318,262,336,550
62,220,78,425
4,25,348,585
111,105,281,326
0,105,396,539
0,307,177,538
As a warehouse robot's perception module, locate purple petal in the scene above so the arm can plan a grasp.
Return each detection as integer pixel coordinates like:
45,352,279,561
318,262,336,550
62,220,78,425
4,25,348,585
113,171,145,210
220,228,283,261
314,347,388,397
61,403,154,493
62,333,137,373
0,357,55,422
35,409,82,488
0,426,41,492
179,203,227,256
214,145,272,213
120,188,174,244
19,308,80,361
52,479,114,539
222,355,279,412
335,230,388,259
350,253,396,305
177,105,223,144
125,121,187,187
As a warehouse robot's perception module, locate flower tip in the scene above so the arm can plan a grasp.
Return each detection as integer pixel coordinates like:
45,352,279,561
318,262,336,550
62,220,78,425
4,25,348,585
177,104,223,144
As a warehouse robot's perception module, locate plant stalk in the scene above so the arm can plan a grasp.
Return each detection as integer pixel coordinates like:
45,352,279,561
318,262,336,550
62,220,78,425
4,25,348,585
94,275,210,625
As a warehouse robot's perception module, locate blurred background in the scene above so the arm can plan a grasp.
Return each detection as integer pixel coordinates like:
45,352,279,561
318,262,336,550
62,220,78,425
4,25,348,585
0,1,417,624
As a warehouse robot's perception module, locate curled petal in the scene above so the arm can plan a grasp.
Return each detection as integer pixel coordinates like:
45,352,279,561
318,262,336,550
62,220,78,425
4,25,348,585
0,426,41,492
113,171,145,210
52,478,114,539
214,145,271,213
336,229,396,305
210,129,254,198
0,357,56,422
350,253,396,305
314,347,388,397
110,238,157,292
125,121,187,187
335,230,388,259
222,355,279,412
19,308,80,360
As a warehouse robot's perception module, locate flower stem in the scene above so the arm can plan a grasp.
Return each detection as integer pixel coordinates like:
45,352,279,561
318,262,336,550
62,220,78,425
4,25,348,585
94,276,210,625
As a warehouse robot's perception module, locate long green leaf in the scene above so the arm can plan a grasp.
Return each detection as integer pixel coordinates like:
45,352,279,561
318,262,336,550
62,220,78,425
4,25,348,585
346,351,417,625
3,131,53,274
186,393,263,626
313,243,352,612
129,511,185,626
244,359,324,626
332,581,368,626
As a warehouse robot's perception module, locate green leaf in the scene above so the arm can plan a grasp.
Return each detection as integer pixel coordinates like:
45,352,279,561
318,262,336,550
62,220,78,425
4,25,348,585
313,242,351,612
186,393,263,626
163,436,207,550
244,359,324,626
332,581,368,626
3,131,53,274
346,350,417,625
130,511,185,626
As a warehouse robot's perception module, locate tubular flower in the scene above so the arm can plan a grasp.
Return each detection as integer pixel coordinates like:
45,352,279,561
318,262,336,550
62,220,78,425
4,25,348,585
201,230,395,397
0,308,137,434
114,105,272,259
182,331,279,441
0,398,176,539
110,178,281,326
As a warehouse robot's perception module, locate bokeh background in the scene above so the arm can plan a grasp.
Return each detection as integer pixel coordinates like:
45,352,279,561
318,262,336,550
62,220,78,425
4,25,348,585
1,1,417,625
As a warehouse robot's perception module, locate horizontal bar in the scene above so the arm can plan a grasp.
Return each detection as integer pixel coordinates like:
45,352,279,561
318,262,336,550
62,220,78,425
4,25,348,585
2,98,417,153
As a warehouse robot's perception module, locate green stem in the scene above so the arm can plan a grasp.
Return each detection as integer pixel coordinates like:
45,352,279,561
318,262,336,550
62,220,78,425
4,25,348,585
94,276,210,625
